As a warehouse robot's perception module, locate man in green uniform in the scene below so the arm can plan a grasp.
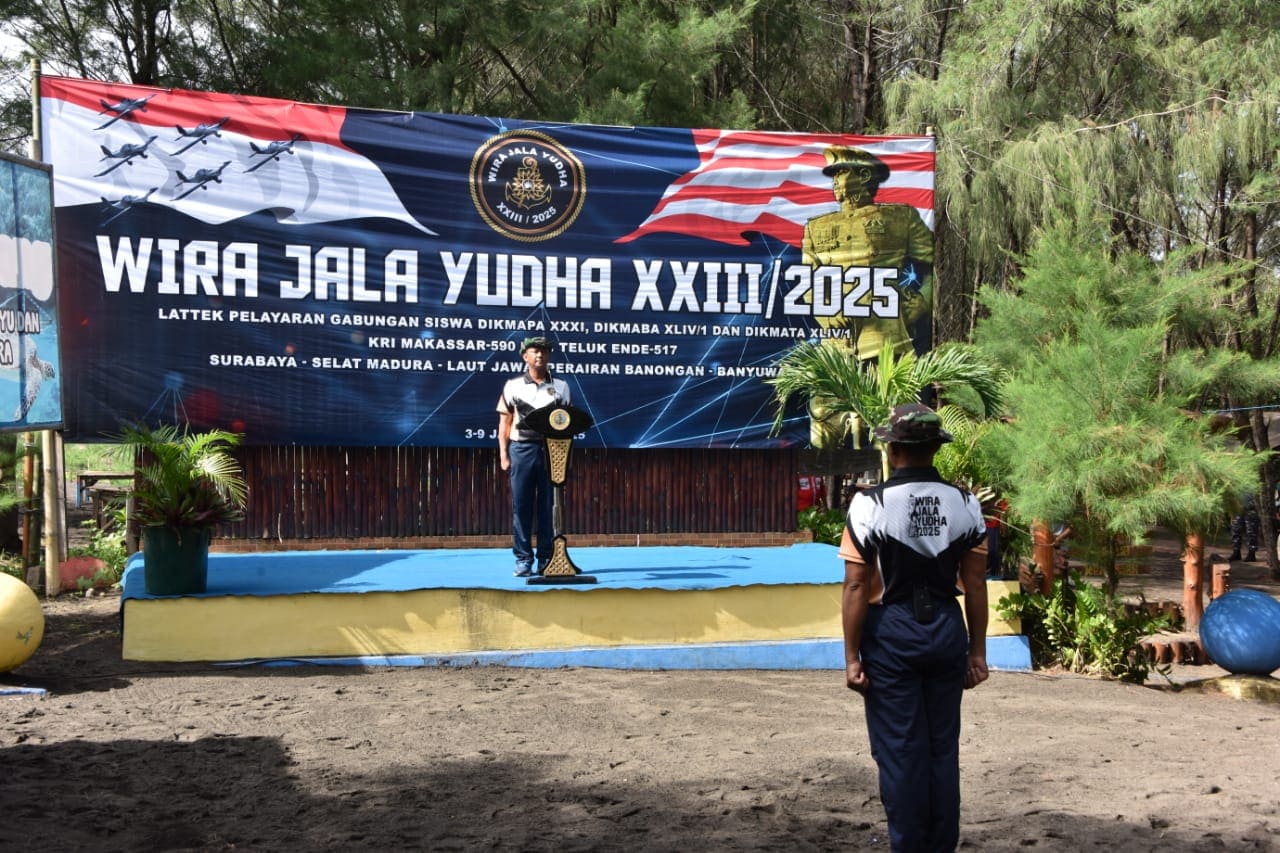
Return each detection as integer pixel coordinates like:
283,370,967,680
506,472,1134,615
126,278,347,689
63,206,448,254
802,146,935,449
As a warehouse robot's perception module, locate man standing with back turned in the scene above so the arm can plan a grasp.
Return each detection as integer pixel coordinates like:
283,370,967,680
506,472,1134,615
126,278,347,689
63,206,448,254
839,403,990,852
497,336,570,577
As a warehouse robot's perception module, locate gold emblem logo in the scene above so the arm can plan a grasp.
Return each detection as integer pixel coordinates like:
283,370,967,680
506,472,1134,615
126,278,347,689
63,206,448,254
548,407,572,432
470,131,586,242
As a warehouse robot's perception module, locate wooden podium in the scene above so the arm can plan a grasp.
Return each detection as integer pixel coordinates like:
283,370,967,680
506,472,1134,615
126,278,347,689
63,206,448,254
519,404,596,585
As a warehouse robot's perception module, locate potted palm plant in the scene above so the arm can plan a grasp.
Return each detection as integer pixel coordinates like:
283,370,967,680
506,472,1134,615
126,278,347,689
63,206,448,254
120,424,247,595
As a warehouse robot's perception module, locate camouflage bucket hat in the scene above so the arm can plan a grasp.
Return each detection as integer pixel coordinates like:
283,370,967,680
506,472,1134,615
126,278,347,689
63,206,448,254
873,403,953,445
521,336,553,353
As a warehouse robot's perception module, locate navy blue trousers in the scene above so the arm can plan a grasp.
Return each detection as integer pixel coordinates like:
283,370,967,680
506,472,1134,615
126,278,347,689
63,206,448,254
861,599,968,853
508,441,553,570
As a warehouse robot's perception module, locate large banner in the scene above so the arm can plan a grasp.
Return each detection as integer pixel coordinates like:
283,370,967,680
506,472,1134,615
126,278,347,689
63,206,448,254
0,151,62,432
41,76,935,447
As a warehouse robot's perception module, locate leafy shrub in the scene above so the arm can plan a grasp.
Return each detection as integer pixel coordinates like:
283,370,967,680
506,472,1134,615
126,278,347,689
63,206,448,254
0,551,22,580
798,506,845,546
69,507,129,589
998,569,1170,684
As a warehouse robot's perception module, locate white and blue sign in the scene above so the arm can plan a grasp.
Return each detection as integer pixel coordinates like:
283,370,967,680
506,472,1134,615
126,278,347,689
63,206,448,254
0,151,62,432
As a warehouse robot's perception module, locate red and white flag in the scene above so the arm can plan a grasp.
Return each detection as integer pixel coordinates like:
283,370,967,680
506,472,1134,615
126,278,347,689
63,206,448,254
40,76,433,235
618,129,934,247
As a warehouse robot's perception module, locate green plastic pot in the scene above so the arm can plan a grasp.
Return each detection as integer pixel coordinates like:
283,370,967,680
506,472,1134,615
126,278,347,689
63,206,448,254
142,526,211,595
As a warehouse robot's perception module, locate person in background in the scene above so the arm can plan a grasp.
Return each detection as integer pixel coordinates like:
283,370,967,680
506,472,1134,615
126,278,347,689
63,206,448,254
839,403,990,852
984,498,1009,578
1230,492,1259,563
497,336,569,577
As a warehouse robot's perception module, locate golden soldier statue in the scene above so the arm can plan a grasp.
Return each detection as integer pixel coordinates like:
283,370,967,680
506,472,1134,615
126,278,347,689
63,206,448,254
801,145,935,448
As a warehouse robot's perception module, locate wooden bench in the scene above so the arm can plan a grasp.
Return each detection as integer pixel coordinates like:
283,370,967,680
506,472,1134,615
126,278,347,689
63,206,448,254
76,472,134,532
76,470,134,503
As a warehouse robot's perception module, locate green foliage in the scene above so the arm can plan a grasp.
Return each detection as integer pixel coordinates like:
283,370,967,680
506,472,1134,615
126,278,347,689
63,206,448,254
798,505,845,546
222,0,764,127
994,520,1030,581
0,551,22,580
932,405,1002,498
883,0,1280,378
64,443,131,477
997,571,1171,684
0,433,25,514
2,0,970,142
768,341,1006,479
974,226,1273,589
118,424,247,531
69,508,129,589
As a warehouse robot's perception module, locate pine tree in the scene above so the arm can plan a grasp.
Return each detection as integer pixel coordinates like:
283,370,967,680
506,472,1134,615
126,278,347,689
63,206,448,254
974,225,1271,592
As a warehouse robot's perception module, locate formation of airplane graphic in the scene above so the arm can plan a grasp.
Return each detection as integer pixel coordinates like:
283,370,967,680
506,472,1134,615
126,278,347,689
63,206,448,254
90,97,306,212
100,188,159,225
174,161,232,200
171,117,231,155
95,136,159,176
245,134,303,172
95,94,157,129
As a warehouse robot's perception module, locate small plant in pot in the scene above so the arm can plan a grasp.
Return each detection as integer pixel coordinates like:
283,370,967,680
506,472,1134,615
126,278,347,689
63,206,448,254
120,424,247,595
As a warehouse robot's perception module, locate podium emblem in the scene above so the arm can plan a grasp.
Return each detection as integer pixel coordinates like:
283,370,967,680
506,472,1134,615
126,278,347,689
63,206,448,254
548,407,572,432
516,404,597,585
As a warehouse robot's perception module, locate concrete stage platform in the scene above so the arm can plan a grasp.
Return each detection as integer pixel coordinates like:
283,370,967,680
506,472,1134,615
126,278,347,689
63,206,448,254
120,543,1031,671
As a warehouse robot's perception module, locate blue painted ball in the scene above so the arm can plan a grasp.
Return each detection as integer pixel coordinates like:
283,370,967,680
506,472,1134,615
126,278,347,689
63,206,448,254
1199,589,1280,676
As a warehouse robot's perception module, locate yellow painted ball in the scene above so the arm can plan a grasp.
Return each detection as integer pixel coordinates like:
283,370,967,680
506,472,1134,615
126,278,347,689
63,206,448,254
0,572,44,673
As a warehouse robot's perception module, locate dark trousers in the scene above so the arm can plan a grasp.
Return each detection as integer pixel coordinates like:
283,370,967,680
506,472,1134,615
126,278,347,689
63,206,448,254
861,599,968,853
1231,510,1259,554
509,441,553,569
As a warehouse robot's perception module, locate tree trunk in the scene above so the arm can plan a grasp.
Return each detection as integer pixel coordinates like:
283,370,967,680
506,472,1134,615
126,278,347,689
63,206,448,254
21,432,36,576
1249,410,1278,580
1103,534,1118,596
1032,519,1054,594
1182,531,1204,633
838,1,878,132
927,0,951,81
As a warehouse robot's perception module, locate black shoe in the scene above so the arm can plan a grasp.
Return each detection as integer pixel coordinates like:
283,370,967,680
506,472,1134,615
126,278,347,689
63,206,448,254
1229,551,1241,561
536,562,549,574
514,567,533,578
1246,551,1257,562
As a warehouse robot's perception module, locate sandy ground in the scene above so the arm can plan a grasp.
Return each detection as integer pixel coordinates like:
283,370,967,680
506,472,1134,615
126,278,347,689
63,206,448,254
2,531,1279,852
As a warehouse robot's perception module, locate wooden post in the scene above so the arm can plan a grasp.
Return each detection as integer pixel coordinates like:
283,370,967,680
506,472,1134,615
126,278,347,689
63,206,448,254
124,492,138,555
21,432,36,585
1182,531,1204,633
1032,520,1055,594
1211,562,1231,600
42,430,61,597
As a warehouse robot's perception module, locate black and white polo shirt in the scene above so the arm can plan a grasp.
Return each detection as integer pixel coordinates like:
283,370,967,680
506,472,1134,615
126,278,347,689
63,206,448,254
839,466,986,605
497,373,571,442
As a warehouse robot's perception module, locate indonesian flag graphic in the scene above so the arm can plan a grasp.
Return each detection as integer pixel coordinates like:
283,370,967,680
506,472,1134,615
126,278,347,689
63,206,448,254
619,130,934,247
39,76,434,235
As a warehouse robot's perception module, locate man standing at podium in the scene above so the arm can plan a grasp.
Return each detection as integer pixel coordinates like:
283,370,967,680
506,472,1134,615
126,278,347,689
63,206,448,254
497,336,571,577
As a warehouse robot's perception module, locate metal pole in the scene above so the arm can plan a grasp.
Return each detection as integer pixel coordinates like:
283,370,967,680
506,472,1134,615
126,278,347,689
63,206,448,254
29,59,41,159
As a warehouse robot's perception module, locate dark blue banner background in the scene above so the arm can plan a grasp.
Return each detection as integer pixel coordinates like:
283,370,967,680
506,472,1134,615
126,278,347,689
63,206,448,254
43,78,934,447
